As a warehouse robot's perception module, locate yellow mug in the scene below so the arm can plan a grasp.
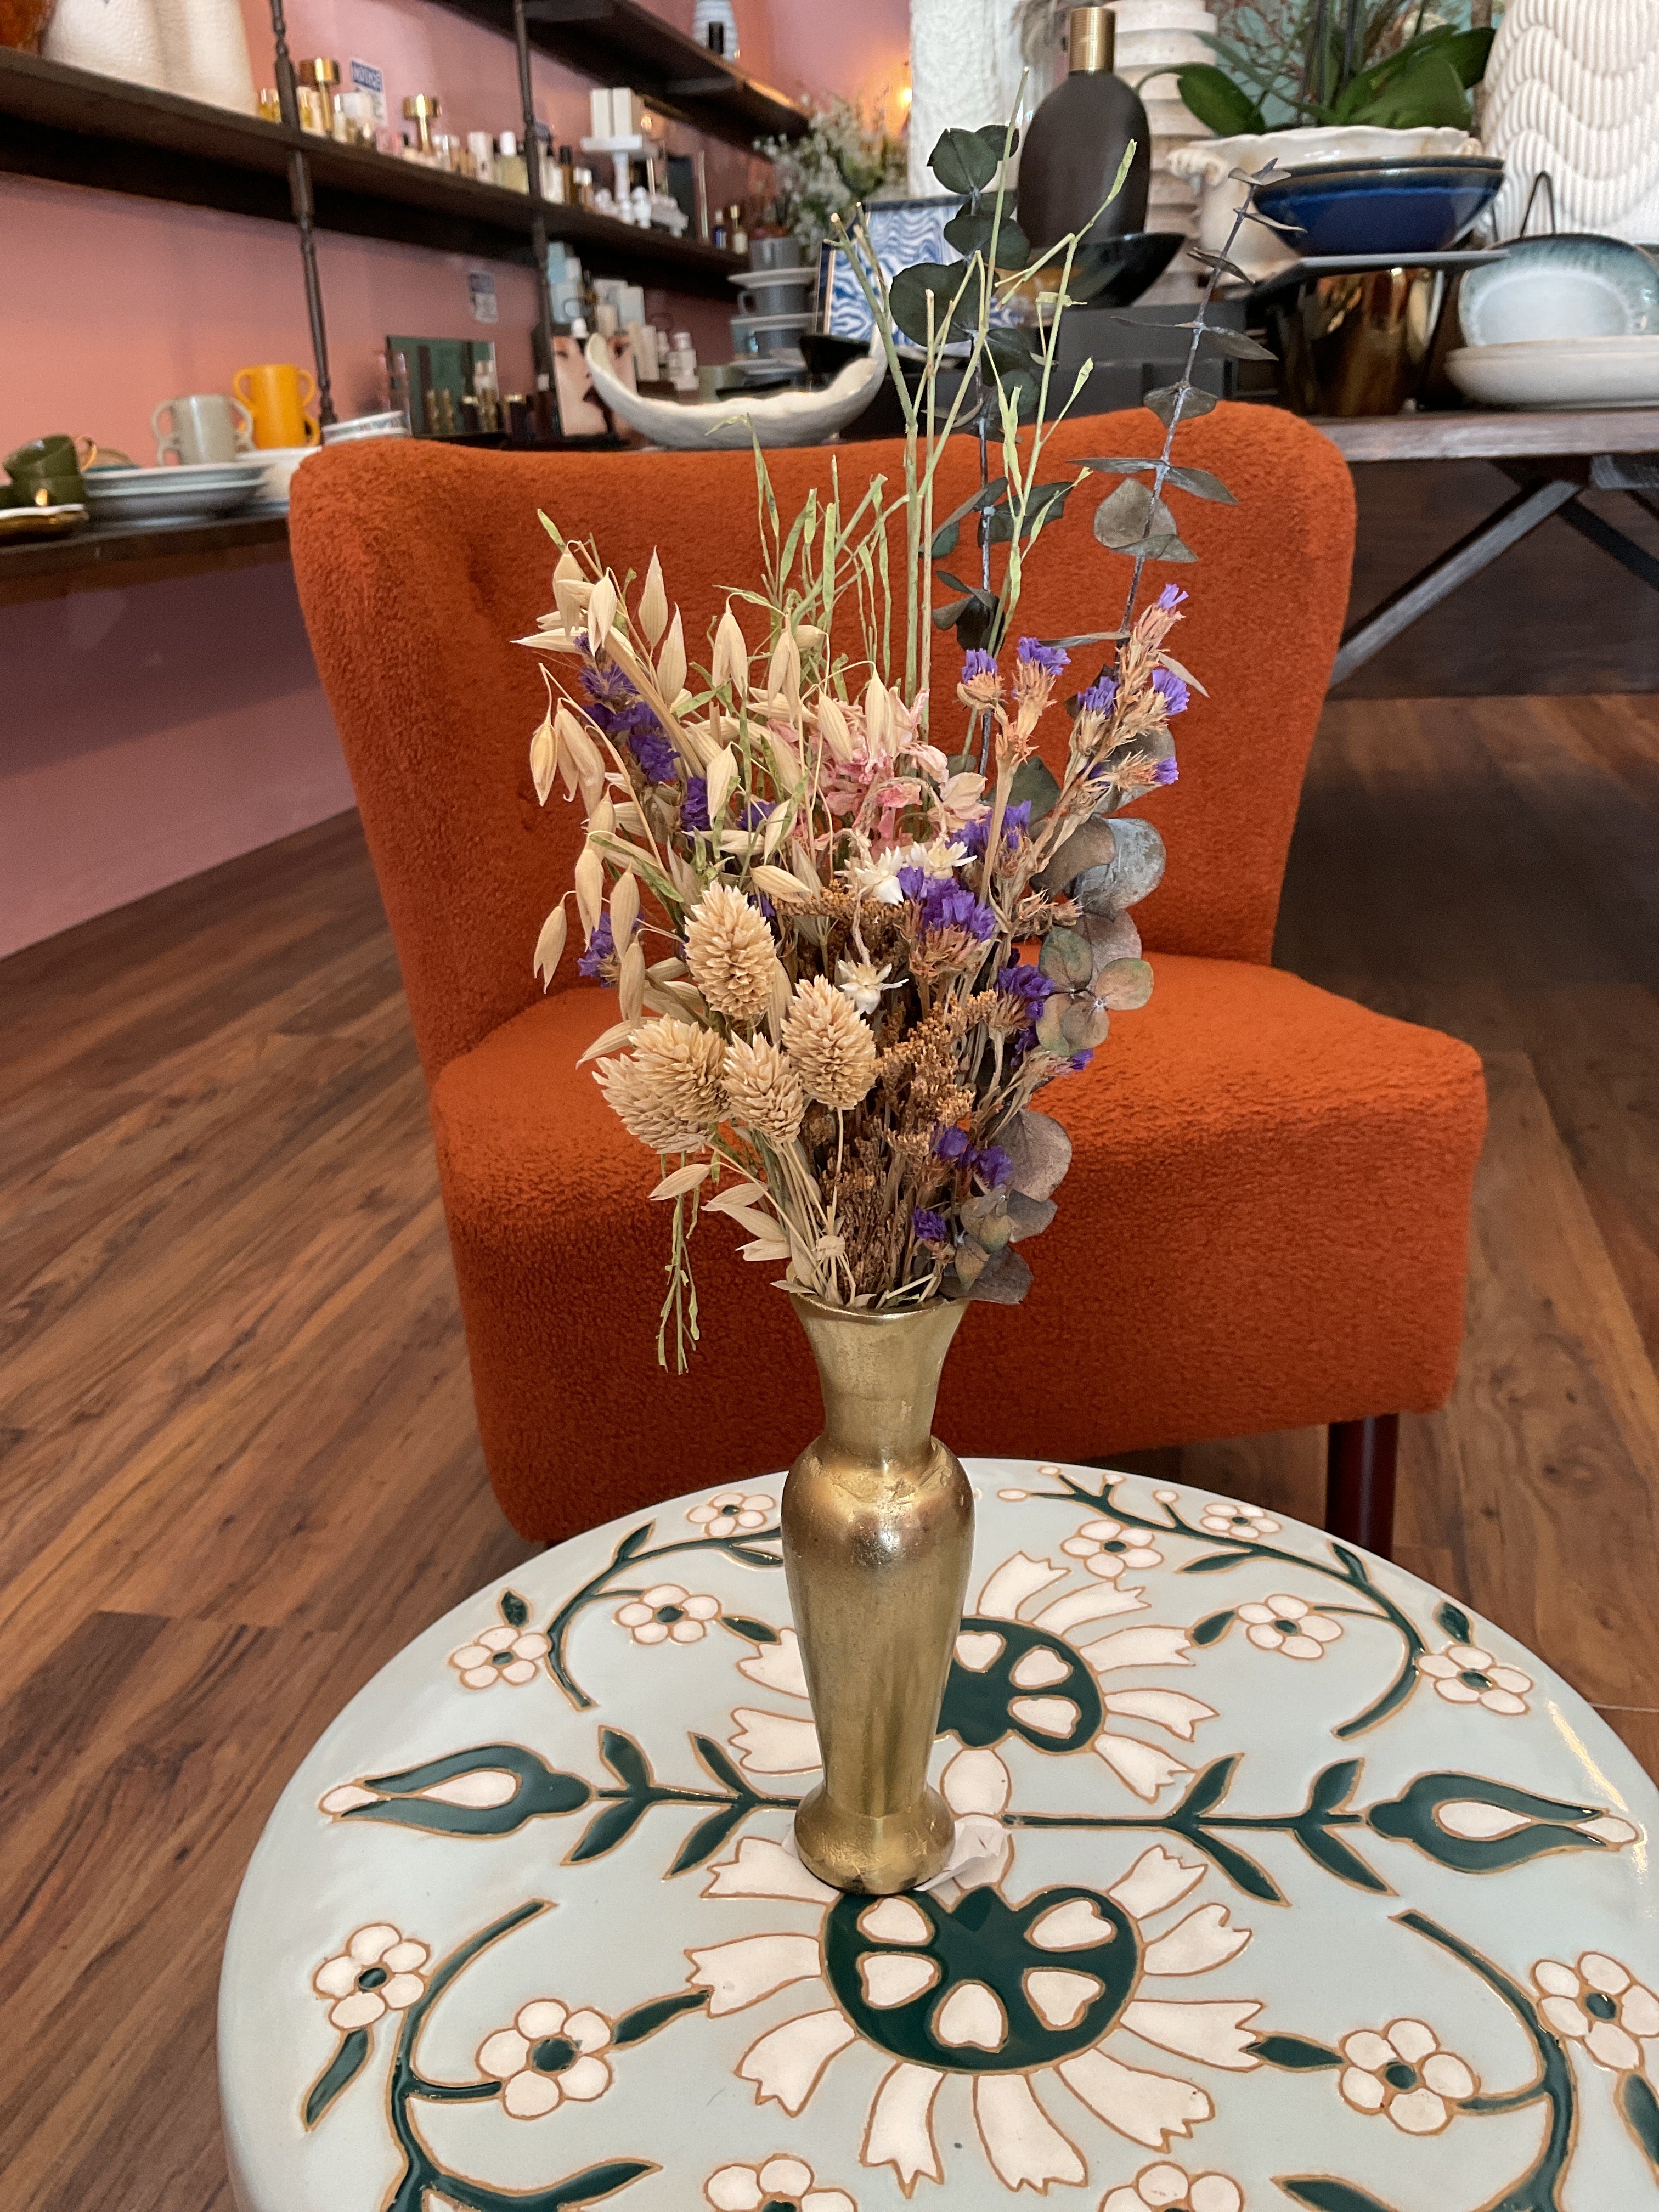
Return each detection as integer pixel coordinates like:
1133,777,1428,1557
233,363,320,450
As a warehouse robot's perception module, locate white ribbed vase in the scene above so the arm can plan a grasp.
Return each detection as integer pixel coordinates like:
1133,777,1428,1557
1115,0,1217,239
1482,0,1659,243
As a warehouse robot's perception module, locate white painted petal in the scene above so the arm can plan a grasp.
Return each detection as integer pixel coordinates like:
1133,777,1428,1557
1343,2033,1395,2070
1122,1999,1263,2069
1533,1960,1579,1997
1340,2066,1386,2113
1621,1985,1659,2036
633,1622,670,1645
1137,2168,1195,2208
644,1583,689,1605
1447,1645,1491,1669
1237,1605,1276,1626
954,1631,1005,1672
684,1595,722,1620
1587,2022,1641,2072
705,2164,764,2211
503,2070,562,2118
1301,1616,1342,1644
517,2001,567,2037
738,2007,857,2113
703,1836,836,1904
500,1659,540,1684
737,1629,810,1700
1387,2019,1437,2064
802,2192,854,2212
1080,1626,1193,1673
1058,2047,1211,2148
314,1955,359,1998
973,2073,1086,2190
1244,1625,1284,1652
1029,1897,1117,1951
688,1933,822,2015
330,1991,386,2030
380,1941,429,1974
1025,1969,1102,2029
1122,1547,1164,1569
1584,1815,1637,1845
1434,1677,1482,1703
1085,1554,1128,1581
513,1631,552,1658
1096,1732,1192,1801
1191,2179,1244,2212
1062,1536,1099,1560
1144,1905,1251,1977
566,2010,612,2053
1009,1695,1081,1736
616,1604,654,1627
1582,1953,1632,1995
1102,1689,1217,1741
935,1980,1007,2050
478,2029,531,2078
862,1954,940,2008
1109,1846,1206,1919
1103,2191,1146,2212
1011,1647,1072,1689
1268,1595,1308,1620
1417,1654,1458,1678
1423,2052,1475,2100
941,1746,1012,1816
730,1707,821,1775
1488,1666,1531,1694
380,1974,424,2011
461,1664,500,1688
758,2158,812,2198
860,1897,932,1944
1279,1634,1324,1660
1033,1585,1147,1633
561,2055,611,2101
1482,1689,1527,1716
348,1924,401,1965
450,1643,494,1669
670,1620,706,1644
1438,1800,1530,1839
977,1552,1068,1620
1539,1996,1589,2039
319,1785,378,1815
1081,1519,1123,1541
862,2062,944,2190
1389,2087,1448,2135
687,1505,719,1526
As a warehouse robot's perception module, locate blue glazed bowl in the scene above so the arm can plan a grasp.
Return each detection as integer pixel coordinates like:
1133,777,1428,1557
1254,158,1505,258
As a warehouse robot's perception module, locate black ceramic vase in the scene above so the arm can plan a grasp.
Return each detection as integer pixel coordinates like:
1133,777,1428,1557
1017,4,1152,253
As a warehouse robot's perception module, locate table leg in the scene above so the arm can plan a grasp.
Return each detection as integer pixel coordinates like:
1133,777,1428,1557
1331,478,1581,686
1326,1414,1398,1558
1556,500,1659,592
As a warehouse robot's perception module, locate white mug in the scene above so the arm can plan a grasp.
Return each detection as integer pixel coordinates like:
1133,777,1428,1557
153,391,255,465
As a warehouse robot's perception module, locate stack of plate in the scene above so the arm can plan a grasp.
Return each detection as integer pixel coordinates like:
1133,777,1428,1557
82,459,266,524
730,266,815,369
1447,234,1659,409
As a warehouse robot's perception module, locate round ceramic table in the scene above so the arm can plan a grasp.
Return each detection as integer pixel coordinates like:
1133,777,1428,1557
220,1461,1659,2212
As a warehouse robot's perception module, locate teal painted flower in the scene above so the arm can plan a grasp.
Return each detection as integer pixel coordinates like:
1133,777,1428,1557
1338,2018,1476,2135
687,1491,775,1537
477,1998,614,2118
1417,1643,1532,1717
704,2153,854,2211
1237,1595,1341,1662
1102,2161,1244,2211
312,1923,428,2032
1534,1954,1659,2073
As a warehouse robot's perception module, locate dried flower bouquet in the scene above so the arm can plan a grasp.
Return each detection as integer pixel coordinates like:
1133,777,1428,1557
517,126,1276,1366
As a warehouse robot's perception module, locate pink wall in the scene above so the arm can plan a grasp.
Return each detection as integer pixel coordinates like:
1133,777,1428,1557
0,0,910,960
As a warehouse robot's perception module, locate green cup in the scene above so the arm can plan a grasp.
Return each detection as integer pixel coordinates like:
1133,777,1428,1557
4,433,91,506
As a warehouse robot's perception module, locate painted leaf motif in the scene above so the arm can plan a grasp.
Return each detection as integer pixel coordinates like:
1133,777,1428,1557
611,1522,656,1564
599,1729,652,1793
1435,1599,1472,1643
1249,2033,1344,2071
1367,1773,1609,1872
1280,2183,1406,2212
1620,2070,1659,2177
500,1589,530,1628
719,1614,780,1644
668,1803,748,1875
1181,1550,1248,1574
612,1988,710,2047
691,1733,750,1793
303,2028,370,2128
345,1745,591,1836
1290,1819,1392,1894
1191,1610,1234,1646
534,2159,659,2208
567,1797,651,1864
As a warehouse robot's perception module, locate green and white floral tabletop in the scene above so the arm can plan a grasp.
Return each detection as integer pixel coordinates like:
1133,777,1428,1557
219,1461,1659,2212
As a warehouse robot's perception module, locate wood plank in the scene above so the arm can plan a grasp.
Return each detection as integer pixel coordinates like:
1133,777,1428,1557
1597,1707,1659,1782
1318,408,1659,463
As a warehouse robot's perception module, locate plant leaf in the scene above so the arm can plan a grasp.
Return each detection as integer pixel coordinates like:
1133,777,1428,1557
1199,326,1277,362
1000,1108,1072,1200
303,2029,370,2128
888,261,978,346
1007,754,1062,822
929,126,1001,195
1144,382,1218,429
1175,61,1266,137
1162,463,1235,504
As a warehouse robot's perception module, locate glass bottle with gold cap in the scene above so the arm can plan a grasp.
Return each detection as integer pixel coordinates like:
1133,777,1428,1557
1015,4,1150,253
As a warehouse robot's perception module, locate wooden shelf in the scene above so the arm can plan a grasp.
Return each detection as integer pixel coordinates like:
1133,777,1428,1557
0,48,749,292
0,511,291,606
440,0,809,146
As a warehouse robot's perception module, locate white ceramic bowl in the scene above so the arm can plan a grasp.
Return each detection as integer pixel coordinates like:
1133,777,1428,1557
249,445,319,506
585,331,885,449
1167,126,1481,278
1458,234,1659,346
320,411,410,444
1446,334,1659,408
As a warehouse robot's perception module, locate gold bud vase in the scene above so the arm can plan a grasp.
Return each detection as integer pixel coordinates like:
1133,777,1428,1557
782,1291,974,1894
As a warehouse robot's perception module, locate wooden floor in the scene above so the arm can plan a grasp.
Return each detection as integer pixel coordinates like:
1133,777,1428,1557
2,691,1656,2210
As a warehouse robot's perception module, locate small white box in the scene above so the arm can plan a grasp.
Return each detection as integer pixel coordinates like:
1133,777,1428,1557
590,87,613,138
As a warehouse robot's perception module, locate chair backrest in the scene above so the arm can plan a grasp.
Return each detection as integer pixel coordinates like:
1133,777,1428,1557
289,405,1353,1081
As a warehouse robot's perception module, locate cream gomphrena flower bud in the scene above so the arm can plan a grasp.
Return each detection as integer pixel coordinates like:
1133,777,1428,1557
533,902,567,987
722,1034,805,1146
782,975,877,1110
639,551,669,646
573,846,605,938
711,603,749,691
587,573,618,652
604,1016,726,1143
684,881,776,1022
817,695,854,763
704,744,738,830
864,674,890,748
656,609,687,702
610,869,640,945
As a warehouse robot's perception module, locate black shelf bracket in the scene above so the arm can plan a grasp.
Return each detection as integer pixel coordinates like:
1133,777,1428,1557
268,0,336,427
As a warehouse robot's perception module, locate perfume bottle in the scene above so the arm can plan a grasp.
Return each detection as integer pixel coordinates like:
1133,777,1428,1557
1015,5,1150,253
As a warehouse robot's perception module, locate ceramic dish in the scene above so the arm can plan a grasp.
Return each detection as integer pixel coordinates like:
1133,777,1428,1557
82,460,264,520
1447,334,1659,408
1071,228,1187,306
727,268,815,290
586,330,883,448
1458,233,1659,346
0,501,89,540
249,445,319,507
1254,157,1505,258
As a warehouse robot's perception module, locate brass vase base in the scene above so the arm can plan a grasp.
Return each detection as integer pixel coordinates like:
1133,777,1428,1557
792,1781,956,1896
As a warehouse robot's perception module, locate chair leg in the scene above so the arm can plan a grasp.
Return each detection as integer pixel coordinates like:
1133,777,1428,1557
1325,1415,1399,1559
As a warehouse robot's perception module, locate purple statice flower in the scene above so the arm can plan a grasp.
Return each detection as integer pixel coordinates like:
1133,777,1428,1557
1156,584,1188,611
933,1125,972,1164
896,864,929,904
1152,756,1180,786
1151,666,1190,717
915,877,996,943
1079,675,1118,716
959,800,1032,860
578,913,616,981
680,777,710,833
580,661,678,785
738,798,775,830
962,648,998,682
1016,636,1070,678
629,726,678,783
996,960,1054,1022
912,1207,949,1245
571,628,590,654
1063,1049,1094,1074
975,1144,1013,1190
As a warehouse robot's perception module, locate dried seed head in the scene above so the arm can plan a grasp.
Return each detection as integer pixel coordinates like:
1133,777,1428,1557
782,975,877,1110
722,1034,805,1146
683,882,776,1022
639,551,669,646
595,1015,725,1150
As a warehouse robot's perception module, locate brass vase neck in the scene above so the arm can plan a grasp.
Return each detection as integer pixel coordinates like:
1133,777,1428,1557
1068,4,1115,72
787,1295,966,1475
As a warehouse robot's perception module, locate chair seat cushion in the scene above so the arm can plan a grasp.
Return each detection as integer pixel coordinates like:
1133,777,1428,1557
431,955,1486,1541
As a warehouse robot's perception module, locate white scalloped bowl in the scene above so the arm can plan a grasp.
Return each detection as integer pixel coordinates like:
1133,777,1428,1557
1446,334,1659,408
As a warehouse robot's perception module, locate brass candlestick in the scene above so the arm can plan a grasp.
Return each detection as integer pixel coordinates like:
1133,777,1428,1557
782,1294,973,1894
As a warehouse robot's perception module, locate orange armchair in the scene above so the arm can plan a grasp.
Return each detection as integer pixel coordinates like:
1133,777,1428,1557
289,407,1485,1555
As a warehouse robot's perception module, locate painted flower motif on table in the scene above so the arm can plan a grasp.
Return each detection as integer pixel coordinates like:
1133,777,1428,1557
725,1548,1216,1804
1337,2018,1477,2135
1237,1595,1342,1662
313,1923,428,2031
686,1829,1260,2198
1418,1642,1532,1716
687,1491,776,1538
1102,2160,1244,2212
477,1997,614,2118
616,1583,722,1646
1062,1517,1165,1582
1197,1503,1279,1542
449,1624,552,1689
1533,1953,1659,2073
704,2152,855,2211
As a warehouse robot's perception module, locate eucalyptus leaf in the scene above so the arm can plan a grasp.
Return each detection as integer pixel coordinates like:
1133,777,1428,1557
943,205,995,256
1199,326,1278,362
1004,1191,1057,1242
960,1242,1034,1304
1074,818,1167,912
888,260,978,346
1163,464,1235,504
991,218,1031,272
1093,956,1154,1011
1037,818,1119,891
986,479,1074,544
1060,997,1111,1049
960,1190,1013,1251
1144,381,1218,429
1008,754,1062,821
1039,928,1094,989
928,126,1001,195
1093,478,1173,553
975,120,1019,161
1000,1109,1072,1201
